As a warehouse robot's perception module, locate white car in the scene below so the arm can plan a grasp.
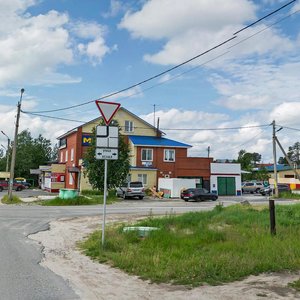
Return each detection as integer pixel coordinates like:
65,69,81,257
116,181,145,199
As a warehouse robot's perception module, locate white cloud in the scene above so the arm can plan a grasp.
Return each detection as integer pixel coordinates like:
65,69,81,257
291,2,300,13
0,0,112,87
269,102,300,126
119,0,295,66
211,60,300,110
102,0,124,18
138,108,290,161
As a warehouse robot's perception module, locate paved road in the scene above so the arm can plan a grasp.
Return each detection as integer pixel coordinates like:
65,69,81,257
0,192,297,299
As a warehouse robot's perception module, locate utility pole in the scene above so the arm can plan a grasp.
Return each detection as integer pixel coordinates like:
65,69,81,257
270,120,277,235
272,120,278,197
8,89,25,200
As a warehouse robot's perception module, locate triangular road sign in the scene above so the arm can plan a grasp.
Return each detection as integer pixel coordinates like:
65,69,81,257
95,100,121,125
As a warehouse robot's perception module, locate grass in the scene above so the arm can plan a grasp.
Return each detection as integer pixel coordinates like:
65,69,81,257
41,192,118,206
289,279,300,291
1,194,22,204
279,191,300,199
79,203,300,286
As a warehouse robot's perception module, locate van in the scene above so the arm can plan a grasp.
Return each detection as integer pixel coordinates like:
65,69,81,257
242,182,264,193
116,181,145,199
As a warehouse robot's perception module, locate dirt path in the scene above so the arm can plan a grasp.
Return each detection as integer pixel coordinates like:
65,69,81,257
30,215,300,300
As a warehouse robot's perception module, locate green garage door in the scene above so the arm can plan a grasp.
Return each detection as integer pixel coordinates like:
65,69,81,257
217,177,236,196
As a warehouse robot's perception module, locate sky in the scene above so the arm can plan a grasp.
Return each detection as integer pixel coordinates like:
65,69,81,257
0,0,300,162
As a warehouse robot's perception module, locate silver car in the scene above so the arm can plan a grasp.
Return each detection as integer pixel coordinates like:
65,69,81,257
116,181,145,199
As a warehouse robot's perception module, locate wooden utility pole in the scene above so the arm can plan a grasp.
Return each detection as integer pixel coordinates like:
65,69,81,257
270,120,277,235
8,89,24,200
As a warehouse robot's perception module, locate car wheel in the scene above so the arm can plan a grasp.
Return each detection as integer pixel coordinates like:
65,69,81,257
184,199,189,202
212,196,217,201
255,188,260,193
16,186,22,191
0,187,3,192
242,189,244,193
138,196,144,200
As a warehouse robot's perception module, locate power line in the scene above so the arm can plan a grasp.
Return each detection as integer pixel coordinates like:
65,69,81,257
161,124,270,131
233,0,296,35
23,0,297,115
277,125,300,132
24,36,237,114
21,110,272,132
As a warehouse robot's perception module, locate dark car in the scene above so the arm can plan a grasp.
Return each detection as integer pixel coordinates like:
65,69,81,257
260,184,291,196
15,180,31,188
0,180,26,192
180,188,218,202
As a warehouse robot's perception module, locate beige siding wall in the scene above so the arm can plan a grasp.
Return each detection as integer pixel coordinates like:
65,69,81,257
130,169,157,189
81,109,157,136
79,169,93,191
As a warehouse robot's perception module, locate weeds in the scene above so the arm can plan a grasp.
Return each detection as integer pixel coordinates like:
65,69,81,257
79,203,300,286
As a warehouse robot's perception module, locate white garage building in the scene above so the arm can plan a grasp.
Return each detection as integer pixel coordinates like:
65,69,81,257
210,163,242,196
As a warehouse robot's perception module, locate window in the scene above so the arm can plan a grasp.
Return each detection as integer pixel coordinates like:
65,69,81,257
69,174,73,185
60,152,64,163
138,174,147,185
71,148,74,161
141,148,153,161
65,150,68,162
59,138,67,149
124,120,134,132
164,149,175,162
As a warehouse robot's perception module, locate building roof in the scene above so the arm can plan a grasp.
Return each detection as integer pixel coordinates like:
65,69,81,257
263,164,299,172
128,135,191,148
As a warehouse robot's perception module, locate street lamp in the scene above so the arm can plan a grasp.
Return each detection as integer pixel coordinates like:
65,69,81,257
1,131,10,173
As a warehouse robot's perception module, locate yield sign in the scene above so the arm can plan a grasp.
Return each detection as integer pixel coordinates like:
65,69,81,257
95,100,121,125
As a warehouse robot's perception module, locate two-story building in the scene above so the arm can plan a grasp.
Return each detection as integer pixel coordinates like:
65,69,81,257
57,106,212,191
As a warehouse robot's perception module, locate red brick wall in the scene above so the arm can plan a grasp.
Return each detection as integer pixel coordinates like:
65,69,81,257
136,146,211,180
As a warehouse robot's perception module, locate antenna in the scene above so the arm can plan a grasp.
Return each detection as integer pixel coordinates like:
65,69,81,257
153,104,156,128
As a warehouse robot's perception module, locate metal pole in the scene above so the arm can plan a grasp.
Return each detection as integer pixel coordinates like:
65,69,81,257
102,159,108,247
269,199,276,235
8,88,25,200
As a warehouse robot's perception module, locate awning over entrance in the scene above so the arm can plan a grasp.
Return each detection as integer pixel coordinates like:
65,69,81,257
68,167,80,173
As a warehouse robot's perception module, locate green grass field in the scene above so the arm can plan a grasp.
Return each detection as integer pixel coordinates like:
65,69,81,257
79,204,300,286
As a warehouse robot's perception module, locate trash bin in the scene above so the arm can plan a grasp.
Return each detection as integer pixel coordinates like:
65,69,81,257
59,189,78,199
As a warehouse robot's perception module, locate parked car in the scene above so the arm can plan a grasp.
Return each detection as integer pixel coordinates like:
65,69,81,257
242,182,264,194
259,184,291,196
0,180,26,192
180,188,218,202
15,180,31,188
116,181,145,199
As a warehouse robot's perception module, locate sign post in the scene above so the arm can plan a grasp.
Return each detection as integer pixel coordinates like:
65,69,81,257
95,100,121,247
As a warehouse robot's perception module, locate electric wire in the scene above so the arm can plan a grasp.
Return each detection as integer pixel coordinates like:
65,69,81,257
277,125,300,132
233,0,296,35
24,36,237,114
22,0,297,115
22,109,272,132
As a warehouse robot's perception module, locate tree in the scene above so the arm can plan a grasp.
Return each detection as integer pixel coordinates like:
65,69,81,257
287,142,300,165
237,149,262,181
14,130,53,178
83,121,130,191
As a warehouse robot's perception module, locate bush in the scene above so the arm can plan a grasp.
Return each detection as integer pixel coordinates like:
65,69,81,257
1,194,22,204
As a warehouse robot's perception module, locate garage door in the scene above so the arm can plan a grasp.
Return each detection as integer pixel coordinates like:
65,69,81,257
217,177,236,196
